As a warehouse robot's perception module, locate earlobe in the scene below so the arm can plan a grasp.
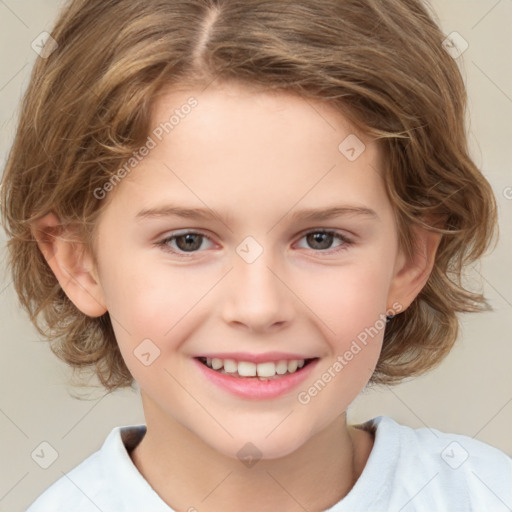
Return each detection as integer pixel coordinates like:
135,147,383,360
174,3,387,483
31,212,108,318
387,225,442,313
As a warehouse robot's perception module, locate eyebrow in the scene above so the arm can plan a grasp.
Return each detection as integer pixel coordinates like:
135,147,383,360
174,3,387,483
135,204,379,224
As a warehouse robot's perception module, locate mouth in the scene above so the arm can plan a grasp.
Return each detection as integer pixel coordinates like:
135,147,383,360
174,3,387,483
195,356,319,381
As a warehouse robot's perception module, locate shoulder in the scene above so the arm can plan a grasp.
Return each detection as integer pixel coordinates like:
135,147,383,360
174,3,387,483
25,449,105,512
378,415,512,474
345,415,512,512
25,424,151,512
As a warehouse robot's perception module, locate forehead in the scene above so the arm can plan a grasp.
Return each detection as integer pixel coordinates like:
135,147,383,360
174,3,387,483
108,82,389,223
149,82,371,156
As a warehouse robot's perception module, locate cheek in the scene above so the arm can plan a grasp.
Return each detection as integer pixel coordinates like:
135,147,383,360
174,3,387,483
303,256,393,337
297,255,392,391
99,253,217,375
298,267,389,413
98,251,190,332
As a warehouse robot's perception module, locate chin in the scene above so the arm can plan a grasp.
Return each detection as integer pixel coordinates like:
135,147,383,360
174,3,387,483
208,431,307,464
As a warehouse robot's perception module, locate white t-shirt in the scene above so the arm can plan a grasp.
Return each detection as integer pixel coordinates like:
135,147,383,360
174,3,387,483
26,415,512,512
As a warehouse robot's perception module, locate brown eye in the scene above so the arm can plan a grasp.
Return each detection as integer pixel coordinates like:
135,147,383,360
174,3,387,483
306,231,335,250
297,230,353,253
159,231,214,256
174,233,203,252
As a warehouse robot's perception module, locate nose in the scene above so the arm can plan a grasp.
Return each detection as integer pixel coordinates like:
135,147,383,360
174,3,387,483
220,247,295,333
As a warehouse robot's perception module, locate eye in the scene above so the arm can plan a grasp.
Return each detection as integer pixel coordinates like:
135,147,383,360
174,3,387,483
296,229,353,253
157,229,353,258
158,231,214,256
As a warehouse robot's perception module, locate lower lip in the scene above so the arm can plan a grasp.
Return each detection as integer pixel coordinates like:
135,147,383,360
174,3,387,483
192,358,319,400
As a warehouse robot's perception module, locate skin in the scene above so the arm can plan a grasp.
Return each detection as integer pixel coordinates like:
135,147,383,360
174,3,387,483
34,82,440,512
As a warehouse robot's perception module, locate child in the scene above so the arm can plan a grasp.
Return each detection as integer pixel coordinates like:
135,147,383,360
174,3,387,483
2,0,511,510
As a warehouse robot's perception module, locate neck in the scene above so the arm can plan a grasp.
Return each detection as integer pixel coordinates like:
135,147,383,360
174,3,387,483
130,400,372,512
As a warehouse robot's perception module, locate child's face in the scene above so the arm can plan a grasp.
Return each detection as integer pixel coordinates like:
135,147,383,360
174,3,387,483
90,82,411,458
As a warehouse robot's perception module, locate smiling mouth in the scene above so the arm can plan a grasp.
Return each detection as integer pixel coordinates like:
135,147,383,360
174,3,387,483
195,356,318,380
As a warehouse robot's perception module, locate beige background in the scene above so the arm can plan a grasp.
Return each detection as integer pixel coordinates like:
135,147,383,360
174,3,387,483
1,1,511,510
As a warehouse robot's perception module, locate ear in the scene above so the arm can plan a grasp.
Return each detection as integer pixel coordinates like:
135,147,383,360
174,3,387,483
31,212,107,317
387,224,442,314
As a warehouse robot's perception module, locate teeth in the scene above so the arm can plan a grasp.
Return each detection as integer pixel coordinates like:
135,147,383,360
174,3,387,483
276,361,288,375
201,357,309,378
256,362,276,378
238,361,257,377
211,358,223,370
223,359,238,373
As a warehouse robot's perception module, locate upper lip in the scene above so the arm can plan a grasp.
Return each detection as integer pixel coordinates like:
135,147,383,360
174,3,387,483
194,352,319,364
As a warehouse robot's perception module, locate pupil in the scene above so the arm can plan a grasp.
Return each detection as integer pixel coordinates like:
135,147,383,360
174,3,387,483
307,232,333,250
177,234,202,252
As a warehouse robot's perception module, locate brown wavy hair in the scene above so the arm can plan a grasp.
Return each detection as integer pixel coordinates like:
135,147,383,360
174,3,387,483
1,0,498,393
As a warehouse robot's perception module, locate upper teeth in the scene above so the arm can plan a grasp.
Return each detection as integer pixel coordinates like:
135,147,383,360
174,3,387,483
206,357,306,377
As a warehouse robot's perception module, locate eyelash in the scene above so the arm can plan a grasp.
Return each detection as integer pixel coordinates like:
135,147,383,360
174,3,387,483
156,229,354,258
